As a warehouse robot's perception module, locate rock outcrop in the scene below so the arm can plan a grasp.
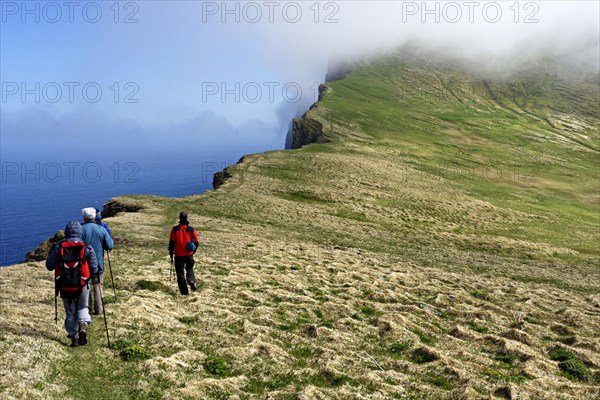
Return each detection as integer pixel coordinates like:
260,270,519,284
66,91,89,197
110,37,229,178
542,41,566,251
212,157,245,190
290,116,328,149
102,199,144,218
25,230,64,262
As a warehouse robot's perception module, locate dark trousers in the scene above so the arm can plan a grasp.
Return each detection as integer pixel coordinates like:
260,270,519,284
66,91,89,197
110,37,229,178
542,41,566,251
174,255,195,295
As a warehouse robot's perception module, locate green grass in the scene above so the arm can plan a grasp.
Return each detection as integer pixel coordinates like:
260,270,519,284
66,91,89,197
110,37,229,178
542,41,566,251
470,323,489,333
178,315,198,324
411,347,438,364
245,373,295,395
290,345,313,359
429,376,454,390
558,359,590,382
483,369,528,384
110,338,134,350
265,373,295,389
411,328,435,344
360,305,380,318
53,329,167,399
548,346,591,381
135,280,174,295
495,353,518,368
120,345,152,361
108,338,152,361
549,346,577,362
203,356,232,377
389,341,409,356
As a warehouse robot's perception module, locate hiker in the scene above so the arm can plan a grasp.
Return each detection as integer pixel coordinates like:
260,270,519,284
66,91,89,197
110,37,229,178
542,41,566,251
81,207,114,314
95,208,112,239
168,212,200,295
46,221,98,347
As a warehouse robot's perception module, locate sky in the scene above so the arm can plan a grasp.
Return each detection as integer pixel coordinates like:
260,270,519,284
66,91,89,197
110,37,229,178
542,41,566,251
0,1,598,161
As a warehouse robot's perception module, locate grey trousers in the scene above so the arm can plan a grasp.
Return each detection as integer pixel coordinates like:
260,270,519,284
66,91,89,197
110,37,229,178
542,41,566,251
89,272,104,314
63,284,91,338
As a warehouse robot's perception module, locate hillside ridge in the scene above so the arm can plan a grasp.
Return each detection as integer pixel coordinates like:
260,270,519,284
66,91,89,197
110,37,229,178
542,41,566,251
2,49,599,400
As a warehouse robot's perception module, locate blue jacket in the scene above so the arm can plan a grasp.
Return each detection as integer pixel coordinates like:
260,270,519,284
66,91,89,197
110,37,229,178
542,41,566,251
95,209,112,238
100,221,112,238
81,221,114,272
46,221,98,275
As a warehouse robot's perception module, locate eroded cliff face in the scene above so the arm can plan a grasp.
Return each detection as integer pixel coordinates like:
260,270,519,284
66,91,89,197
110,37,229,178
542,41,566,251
215,59,353,187
212,169,234,190
25,230,65,262
290,61,352,149
290,115,327,149
212,157,245,190
102,198,144,218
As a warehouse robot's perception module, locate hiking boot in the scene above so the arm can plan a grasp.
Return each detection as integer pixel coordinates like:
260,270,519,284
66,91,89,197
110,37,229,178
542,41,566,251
189,283,197,292
71,337,79,347
78,323,88,346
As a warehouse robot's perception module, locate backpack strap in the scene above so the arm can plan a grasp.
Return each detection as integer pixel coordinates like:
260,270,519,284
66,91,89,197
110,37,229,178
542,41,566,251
186,226,194,241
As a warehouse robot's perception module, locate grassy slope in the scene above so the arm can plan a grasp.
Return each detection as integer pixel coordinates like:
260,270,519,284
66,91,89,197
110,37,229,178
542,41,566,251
1,51,599,399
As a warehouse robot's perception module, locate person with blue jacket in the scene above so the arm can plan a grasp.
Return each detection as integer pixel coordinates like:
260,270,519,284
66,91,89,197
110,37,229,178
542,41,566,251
46,221,98,347
81,207,114,315
95,208,112,238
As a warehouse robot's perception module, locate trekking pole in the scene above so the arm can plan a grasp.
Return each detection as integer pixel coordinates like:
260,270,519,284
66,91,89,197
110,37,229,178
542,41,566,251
101,297,111,348
54,284,59,324
74,298,79,341
106,251,117,301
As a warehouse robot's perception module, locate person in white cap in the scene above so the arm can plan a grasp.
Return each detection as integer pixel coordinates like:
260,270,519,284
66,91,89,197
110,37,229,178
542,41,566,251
81,207,114,314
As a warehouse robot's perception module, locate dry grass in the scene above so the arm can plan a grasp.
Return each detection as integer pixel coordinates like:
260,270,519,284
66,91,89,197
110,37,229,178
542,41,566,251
1,52,599,399
2,220,598,398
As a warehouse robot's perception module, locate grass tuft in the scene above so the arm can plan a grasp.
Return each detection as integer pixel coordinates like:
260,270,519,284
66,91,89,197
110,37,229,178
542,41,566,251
548,347,590,381
430,376,454,390
136,280,174,295
178,315,198,324
411,347,439,364
203,356,232,377
389,341,409,356
119,345,152,361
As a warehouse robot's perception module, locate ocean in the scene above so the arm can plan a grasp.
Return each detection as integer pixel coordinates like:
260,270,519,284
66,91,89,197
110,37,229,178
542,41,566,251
0,155,246,266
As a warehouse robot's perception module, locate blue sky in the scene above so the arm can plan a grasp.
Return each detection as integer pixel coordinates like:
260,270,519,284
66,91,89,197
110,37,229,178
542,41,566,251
0,1,324,160
1,1,598,160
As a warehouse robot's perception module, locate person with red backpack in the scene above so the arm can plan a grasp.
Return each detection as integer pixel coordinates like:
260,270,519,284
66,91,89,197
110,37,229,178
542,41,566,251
168,212,199,295
46,221,98,347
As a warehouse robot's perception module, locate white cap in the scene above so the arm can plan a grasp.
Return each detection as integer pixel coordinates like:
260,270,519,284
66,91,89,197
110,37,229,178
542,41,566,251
82,207,97,221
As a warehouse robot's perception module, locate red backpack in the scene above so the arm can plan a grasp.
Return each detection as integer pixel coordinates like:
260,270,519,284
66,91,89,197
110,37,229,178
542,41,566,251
55,241,90,299
173,225,197,253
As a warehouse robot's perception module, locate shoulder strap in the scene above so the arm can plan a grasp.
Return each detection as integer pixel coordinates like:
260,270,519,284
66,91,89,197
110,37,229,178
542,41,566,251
185,226,195,241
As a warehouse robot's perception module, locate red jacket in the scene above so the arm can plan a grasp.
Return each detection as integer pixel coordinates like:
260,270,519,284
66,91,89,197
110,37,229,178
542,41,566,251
169,224,199,257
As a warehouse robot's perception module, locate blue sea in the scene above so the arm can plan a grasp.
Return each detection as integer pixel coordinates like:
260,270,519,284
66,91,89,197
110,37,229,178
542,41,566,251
0,152,261,266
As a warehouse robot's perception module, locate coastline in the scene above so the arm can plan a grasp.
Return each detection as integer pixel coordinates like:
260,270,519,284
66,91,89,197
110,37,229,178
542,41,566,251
15,61,354,266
